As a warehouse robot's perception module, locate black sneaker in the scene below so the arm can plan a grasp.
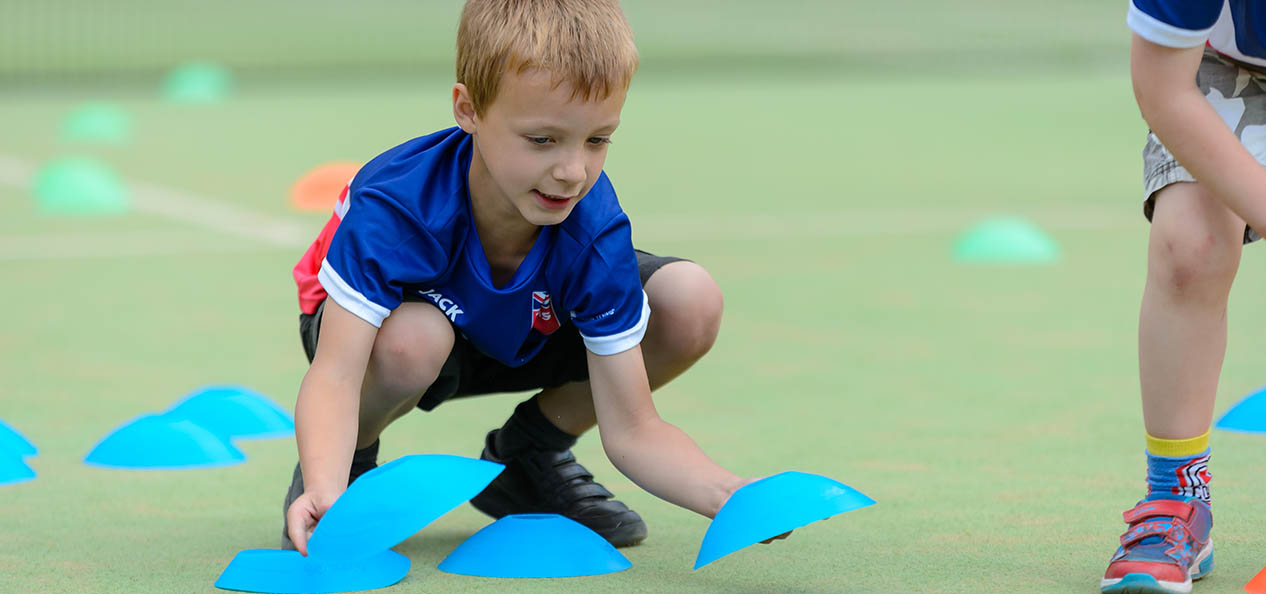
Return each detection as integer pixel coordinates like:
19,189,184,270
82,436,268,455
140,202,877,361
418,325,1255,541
469,429,647,548
280,440,380,550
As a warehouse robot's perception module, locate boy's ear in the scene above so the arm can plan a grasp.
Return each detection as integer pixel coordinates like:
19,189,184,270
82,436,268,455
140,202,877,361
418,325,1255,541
452,83,478,134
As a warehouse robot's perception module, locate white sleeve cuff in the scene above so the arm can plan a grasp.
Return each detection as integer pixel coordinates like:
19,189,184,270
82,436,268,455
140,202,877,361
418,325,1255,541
317,258,391,328
580,291,650,356
1127,2,1214,48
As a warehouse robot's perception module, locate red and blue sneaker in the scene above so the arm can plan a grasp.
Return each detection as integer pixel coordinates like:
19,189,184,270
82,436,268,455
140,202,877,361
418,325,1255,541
1100,495,1213,594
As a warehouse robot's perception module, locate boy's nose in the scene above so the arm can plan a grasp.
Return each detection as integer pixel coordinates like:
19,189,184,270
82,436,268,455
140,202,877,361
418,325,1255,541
551,152,586,187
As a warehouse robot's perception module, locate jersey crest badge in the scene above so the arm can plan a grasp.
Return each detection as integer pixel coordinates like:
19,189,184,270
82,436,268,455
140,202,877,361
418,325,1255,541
532,291,560,335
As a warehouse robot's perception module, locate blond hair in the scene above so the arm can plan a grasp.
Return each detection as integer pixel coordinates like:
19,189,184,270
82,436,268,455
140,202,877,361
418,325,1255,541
457,0,639,115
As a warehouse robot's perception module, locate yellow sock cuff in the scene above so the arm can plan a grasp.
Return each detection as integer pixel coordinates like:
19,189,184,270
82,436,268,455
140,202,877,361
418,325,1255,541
1146,430,1210,458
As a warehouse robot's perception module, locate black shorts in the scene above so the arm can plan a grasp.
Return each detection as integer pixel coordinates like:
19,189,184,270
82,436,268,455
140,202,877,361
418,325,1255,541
299,250,684,411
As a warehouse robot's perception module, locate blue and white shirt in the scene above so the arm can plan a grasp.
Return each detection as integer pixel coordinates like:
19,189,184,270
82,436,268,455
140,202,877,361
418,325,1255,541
296,127,649,367
1129,0,1266,67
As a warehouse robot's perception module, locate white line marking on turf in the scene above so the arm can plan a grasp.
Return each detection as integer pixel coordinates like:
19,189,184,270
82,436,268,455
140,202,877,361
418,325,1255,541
0,154,309,247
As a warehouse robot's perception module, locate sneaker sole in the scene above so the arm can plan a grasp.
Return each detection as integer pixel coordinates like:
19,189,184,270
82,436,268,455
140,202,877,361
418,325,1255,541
1100,540,1213,594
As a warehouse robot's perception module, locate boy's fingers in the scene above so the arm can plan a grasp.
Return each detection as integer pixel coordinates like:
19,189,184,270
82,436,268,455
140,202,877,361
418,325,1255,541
759,530,793,544
287,506,310,556
294,528,308,557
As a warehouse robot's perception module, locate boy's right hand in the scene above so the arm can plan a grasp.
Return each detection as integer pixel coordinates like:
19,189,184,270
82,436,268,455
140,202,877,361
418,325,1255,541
286,490,340,556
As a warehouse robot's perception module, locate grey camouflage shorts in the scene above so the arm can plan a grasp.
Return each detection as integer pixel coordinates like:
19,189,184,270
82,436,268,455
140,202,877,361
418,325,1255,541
1142,49,1266,243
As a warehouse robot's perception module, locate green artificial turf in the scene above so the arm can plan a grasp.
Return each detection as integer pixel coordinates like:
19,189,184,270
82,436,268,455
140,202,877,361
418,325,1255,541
2,2,1265,592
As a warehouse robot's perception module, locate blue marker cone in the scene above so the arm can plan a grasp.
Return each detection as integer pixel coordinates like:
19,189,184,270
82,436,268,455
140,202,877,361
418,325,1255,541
0,420,37,457
307,454,503,562
215,548,409,594
84,414,245,470
1215,387,1266,433
694,471,875,570
0,455,36,486
163,385,294,441
438,514,632,578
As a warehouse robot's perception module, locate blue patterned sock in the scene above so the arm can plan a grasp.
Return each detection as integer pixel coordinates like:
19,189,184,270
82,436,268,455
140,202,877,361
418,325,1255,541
1146,448,1211,504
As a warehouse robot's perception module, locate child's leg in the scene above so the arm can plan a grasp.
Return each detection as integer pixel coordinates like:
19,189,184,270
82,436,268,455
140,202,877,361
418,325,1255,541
1101,181,1241,593
536,260,724,434
639,260,726,387
1140,181,1243,442
356,301,456,448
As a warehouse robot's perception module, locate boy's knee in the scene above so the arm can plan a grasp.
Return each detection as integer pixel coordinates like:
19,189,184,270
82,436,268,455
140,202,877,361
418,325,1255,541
1149,226,1239,299
646,262,724,360
367,305,455,396
1148,185,1243,300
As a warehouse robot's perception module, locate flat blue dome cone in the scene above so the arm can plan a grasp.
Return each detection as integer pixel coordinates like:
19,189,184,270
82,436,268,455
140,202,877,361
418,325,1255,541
163,385,294,441
0,455,36,486
307,454,504,562
0,420,37,457
84,414,246,469
438,514,632,578
1215,387,1266,433
214,549,408,594
694,471,875,570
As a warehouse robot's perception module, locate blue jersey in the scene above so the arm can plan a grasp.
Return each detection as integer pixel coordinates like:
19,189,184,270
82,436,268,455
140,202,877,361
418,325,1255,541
1129,0,1266,67
299,127,649,367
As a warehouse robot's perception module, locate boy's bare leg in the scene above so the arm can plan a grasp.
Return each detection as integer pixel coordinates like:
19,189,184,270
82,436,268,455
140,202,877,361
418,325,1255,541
1139,182,1243,438
355,302,456,448
537,260,725,435
1102,182,1236,590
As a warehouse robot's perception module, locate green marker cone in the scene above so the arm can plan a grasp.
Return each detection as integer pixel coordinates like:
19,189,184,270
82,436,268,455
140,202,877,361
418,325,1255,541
162,61,232,104
953,217,1059,264
33,157,130,215
61,103,132,144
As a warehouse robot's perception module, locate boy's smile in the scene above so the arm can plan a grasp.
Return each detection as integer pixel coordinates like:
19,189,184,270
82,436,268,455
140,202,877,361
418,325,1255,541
531,189,578,211
455,68,626,247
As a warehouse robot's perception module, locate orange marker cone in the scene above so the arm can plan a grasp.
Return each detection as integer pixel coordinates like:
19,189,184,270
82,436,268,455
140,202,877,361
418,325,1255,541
1247,565,1266,594
290,162,361,212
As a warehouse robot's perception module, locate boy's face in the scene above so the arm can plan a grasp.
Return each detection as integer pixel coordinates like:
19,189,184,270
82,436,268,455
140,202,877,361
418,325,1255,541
456,69,626,228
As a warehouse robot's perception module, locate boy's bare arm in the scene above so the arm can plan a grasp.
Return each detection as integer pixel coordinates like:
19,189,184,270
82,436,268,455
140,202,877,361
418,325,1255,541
1131,33,1266,230
586,346,746,518
288,299,377,553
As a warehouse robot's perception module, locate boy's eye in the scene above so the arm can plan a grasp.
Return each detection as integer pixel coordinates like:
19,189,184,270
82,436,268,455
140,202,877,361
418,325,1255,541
526,136,551,145
588,137,612,145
